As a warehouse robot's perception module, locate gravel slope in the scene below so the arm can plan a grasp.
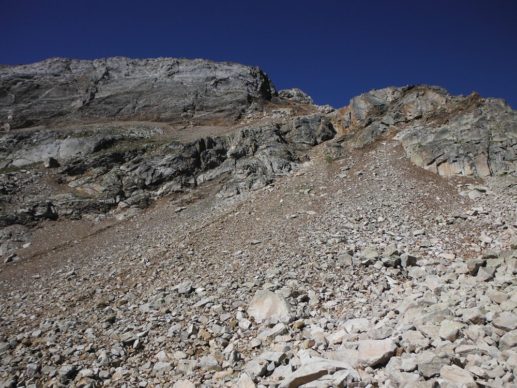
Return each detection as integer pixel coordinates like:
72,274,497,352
1,137,516,387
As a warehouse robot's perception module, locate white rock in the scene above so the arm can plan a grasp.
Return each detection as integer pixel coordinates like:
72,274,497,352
440,365,477,387
248,290,291,323
417,351,449,378
237,373,256,388
239,318,252,330
400,357,417,372
466,365,488,379
173,381,196,388
344,318,369,334
270,364,293,382
279,359,357,388
326,329,348,344
493,312,517,331
439,320,464,341
385,357,421,385
258,322,288,340
487,289,509,304
476,266,496,281
326,349,359,368
499,330,517,350
461,307,485,324
258,351,286,364
199,355,220,371
360,246,379,260
358,339,397,367
401,330,430,352
244,358,267,380
152,362,172,374
249,338,261,348
175,280,193,294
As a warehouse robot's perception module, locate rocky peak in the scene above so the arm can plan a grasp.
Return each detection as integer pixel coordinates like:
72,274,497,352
0,57,276,129
339,85,517,177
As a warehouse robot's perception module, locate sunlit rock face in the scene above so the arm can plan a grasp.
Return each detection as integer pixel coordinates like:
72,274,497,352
340,85,517,177
0,57,275,129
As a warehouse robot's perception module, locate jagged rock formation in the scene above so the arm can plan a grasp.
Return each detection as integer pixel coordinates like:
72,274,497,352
0,57,340,230
1,57,517,388
340,85,517,177
278,88,314,105
1,59,516,238
0,114,334,228
1,58,517,254
0,57,275,129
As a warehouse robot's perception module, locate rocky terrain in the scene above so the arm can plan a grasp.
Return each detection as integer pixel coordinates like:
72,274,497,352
0,57,516,387
0,57,275,130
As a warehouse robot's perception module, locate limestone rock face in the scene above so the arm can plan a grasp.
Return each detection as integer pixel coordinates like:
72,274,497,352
340,85,517,177
0,57,275,129
0,113,334,229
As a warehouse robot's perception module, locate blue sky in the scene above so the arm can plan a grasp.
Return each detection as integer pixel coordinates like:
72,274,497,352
1,0,516,107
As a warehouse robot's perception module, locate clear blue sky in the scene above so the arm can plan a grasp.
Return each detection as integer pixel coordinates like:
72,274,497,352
1,0,516,108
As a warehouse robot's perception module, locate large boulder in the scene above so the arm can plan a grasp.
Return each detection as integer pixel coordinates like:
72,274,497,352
278,88,314,104
358,339,397,367
248,290,291,323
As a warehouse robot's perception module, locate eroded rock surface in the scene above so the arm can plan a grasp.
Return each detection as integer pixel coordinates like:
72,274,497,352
0,57,275,129
340,85,517,177
1,58,517,387
0,114,334,230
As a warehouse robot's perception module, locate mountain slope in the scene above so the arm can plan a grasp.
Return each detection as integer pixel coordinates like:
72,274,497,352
0,58,516,387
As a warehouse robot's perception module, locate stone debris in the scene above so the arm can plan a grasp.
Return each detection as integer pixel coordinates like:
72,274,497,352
439,320,464,342
0,59,517,387
279,358,358,388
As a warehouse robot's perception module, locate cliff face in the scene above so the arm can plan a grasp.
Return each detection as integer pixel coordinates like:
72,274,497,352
0,57,516,237
339,85,517,177
0,57,275,129
0,57,334,230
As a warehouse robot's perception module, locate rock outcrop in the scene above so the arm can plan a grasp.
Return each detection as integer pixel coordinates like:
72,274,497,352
1,57,517,261
1,58,517,387
0,57,275,129
278,88,314,105
3,58,516,229
0,114,334,228
0,57,339,232
340,85,517,177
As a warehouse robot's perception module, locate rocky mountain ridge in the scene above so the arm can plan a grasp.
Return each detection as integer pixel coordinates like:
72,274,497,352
0,57,516,387
0,57,275,130
339,85,517,178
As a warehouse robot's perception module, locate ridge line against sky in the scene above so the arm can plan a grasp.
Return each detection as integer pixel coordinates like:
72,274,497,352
1,0,516,108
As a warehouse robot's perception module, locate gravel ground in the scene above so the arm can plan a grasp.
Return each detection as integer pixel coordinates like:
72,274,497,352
1,137,516,387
